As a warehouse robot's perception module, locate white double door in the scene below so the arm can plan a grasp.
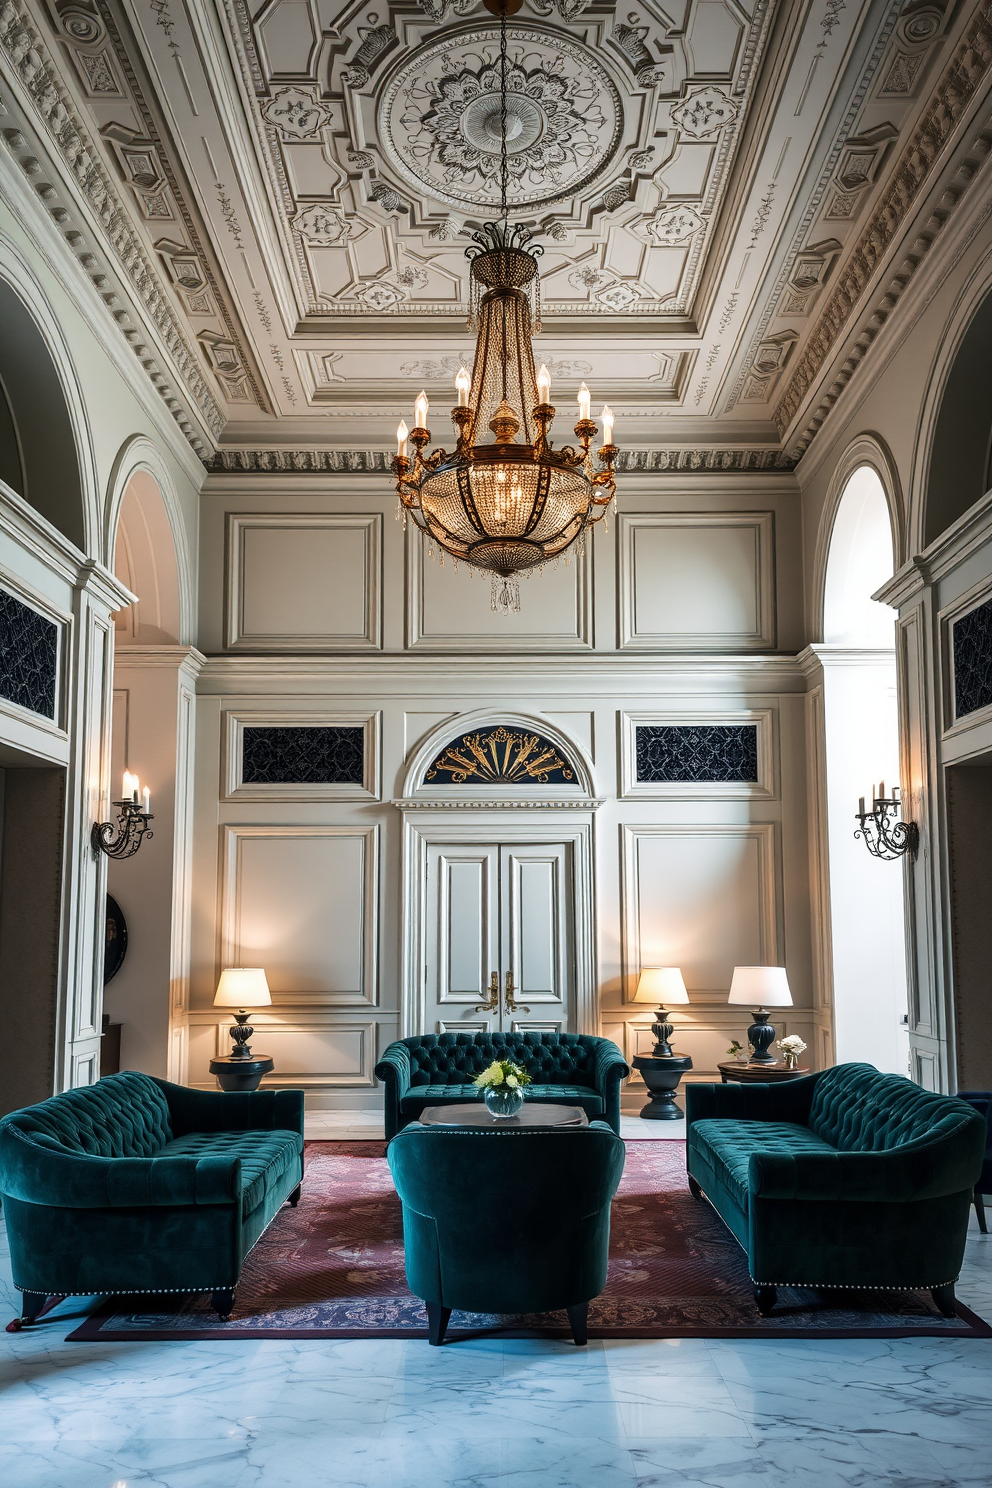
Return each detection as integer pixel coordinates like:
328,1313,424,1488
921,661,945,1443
425,840,574,1034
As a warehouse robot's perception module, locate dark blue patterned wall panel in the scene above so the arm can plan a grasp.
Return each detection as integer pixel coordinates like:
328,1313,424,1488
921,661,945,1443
0,588,58,720
636,724,758,783
953,596,992,719
242,726,364,785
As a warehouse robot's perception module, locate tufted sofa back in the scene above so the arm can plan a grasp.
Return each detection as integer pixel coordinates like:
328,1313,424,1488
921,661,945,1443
403,1032,599,1088
2,1072,173,1157
809,1063,978,1152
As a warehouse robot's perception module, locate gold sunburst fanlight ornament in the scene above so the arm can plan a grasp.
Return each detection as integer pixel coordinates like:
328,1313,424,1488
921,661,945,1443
392,0,619,614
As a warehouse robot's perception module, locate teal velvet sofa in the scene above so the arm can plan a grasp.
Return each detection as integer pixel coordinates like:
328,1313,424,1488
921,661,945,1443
388,1120,626,1343
686,1062,986,1317
375,1032,629,1139
0,1071,304,1326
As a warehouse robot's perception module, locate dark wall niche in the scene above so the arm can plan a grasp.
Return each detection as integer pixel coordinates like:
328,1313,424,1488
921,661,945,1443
953,596,992,720
0,588,59,720
241,726,365,785
635,724,759,783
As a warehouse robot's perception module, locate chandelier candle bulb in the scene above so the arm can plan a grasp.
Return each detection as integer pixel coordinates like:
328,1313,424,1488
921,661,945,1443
455,366,471,406
578,382,592,421
396,420,409,457
536,364,552,404
414,390,429,430
601,404,615,444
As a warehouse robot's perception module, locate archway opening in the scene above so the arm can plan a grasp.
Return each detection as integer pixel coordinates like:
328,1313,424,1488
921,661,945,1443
820,464,908,1073
924,283,992,547
105,467,185,1077
0,277,85,548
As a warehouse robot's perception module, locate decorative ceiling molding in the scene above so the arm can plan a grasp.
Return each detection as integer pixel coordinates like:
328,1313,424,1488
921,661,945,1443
775,4,992,452
0,0,224,451
205,447,797,475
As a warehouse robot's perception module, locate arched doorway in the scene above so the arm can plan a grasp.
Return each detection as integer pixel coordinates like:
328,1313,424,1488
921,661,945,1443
816,461,908,1073
106,456,198,1080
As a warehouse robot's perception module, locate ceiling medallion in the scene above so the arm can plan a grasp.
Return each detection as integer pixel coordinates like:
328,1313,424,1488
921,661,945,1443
393,0,619,615
377,21,622,210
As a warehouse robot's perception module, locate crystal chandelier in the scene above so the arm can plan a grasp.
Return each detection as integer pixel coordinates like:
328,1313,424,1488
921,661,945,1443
392,0,620,613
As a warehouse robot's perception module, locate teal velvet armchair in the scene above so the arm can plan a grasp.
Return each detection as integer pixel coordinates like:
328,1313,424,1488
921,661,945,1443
686,1062,986,1316
388,1121,626,1343
0,1072,305,1326
375,1032,629,1138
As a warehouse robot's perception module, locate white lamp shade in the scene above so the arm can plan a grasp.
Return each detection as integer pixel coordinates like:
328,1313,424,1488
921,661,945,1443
633,967,689,1005
213,967,271,1008
728,966,792,1008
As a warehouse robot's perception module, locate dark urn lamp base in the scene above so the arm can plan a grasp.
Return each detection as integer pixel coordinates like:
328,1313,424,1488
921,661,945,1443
633,1054,693,1120
746,1009,778,1064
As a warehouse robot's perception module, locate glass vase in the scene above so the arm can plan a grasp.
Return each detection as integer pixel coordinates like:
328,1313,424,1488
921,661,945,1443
484,1085,524,1119
783,1052,797,1070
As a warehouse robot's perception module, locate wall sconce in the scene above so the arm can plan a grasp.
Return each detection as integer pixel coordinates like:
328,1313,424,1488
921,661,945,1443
92,771,154,860
855,781,919,860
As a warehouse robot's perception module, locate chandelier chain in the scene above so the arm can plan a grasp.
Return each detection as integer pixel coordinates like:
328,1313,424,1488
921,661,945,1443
499,7,508,228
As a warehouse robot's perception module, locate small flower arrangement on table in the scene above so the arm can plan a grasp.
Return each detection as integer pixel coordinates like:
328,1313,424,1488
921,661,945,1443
777,1035,807,1070
726,1039,748,1063
474,1059,532,1118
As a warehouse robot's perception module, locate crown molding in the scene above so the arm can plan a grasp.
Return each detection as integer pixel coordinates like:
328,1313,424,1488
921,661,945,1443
204,446,797,474
775,5,992,456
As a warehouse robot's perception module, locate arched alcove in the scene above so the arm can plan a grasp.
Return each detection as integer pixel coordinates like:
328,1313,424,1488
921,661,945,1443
823,465,896,646
924,283,992,547
0,277,86,549
113,469,182,645
816,460,908,1074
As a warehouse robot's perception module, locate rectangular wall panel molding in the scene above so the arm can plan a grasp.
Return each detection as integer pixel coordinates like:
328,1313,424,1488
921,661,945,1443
619,708,777,799
225,513,381,651
618,513,775,650
221,825,379,1005
194,1016,380,1089
222,709,381,800
405,525,593,651
621,823,782,1003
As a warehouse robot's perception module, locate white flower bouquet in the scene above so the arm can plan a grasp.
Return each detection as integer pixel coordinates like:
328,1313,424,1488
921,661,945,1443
777,1035,807,1069
473,1059,531,1091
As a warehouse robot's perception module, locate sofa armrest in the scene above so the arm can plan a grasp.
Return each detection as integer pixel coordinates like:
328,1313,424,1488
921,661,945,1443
591,1040,628,1136
375,1042,412,1141
0,1125,241,1208
686,1073,820,1128
749,1118,986,1203
152,1078,304,1139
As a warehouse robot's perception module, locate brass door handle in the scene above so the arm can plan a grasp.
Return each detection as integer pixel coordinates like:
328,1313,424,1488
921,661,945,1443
474,971,499,1013
504,970,530,1015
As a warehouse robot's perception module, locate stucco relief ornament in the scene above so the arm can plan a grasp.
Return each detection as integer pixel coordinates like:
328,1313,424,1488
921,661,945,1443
262,88,331,139
596,281,640,311
354,280,404,311
671,86,740,139
642,204,706,245
291,204,352,245
378,26,622,210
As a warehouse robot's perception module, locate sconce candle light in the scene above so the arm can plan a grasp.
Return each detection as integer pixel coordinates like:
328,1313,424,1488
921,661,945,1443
855,781,919,860
92,771,154,860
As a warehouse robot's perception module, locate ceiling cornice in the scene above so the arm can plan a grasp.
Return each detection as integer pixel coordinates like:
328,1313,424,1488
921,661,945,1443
775,3,992,456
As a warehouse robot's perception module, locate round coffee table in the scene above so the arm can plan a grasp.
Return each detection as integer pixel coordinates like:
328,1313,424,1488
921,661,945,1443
718,1061,810,1084
418,1102,588,1128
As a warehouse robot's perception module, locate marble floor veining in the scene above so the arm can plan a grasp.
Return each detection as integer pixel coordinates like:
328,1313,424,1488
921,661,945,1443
3,1177,992,1486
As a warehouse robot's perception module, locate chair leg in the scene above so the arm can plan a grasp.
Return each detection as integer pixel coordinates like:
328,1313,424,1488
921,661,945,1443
754,1286,777,1317
287,1184,302,1208
688,1175,702,1199
426,1302,451,1346
975,1190,987,1234
566,1302,588,1346
931,1284,956,1318
211,1289,236,1321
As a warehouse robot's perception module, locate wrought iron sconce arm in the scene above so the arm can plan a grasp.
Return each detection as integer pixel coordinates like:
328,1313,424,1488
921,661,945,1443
92,799,154,860
854,786,918,861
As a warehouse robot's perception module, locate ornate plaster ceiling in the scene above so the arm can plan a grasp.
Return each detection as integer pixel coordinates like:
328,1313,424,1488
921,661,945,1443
1,0,990,463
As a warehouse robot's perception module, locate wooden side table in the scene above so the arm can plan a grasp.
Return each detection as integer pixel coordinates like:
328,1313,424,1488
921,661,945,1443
718,1061,811,1084
209,1055,274,1092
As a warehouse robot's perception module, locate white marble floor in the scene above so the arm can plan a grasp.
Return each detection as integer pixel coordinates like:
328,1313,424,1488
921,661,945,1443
3,1176,992,1487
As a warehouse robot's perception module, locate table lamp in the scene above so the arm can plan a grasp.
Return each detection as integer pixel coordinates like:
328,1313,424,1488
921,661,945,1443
728,966,792,1064
214,967,271,1059
633,967,689,1057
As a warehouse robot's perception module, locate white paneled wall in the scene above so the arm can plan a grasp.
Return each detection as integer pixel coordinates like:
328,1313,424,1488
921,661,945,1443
189,472,813,1106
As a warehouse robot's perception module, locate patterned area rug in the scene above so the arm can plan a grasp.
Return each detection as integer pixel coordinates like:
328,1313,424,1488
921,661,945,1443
67,1140,992,1341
